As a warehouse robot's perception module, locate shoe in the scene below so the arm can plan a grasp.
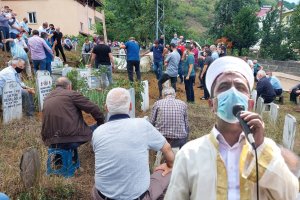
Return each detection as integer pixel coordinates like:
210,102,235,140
200,97,207,100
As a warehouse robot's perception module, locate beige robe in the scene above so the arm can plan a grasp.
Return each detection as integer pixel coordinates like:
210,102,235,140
165,132,299,200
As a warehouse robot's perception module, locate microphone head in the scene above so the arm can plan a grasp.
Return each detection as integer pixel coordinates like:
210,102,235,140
232,105,245,116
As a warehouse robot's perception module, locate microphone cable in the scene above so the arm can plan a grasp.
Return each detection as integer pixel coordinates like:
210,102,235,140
252,143,259,200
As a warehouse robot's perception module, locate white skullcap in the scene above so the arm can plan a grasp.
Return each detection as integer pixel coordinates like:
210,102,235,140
205,56,254,95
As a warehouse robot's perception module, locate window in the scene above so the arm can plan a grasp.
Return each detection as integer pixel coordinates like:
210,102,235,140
80,22,84,31
28,12,37,24
88,18,92,29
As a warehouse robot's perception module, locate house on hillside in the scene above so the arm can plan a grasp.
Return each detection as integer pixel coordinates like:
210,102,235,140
282,9,295,28
1,0,106,37
256,5,272,29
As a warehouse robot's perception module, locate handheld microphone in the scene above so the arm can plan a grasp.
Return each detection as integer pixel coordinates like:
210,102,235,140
232,105,256,149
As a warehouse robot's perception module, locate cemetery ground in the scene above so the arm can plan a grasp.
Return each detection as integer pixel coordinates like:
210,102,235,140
1,51,300,199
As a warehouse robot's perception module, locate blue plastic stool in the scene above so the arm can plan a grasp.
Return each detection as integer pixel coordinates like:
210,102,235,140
47,148,80,178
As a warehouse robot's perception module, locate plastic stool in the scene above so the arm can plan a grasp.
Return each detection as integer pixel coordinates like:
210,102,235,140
47,148,80,178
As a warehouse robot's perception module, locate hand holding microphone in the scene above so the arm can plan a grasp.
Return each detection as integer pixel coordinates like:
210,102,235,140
232,105,265,148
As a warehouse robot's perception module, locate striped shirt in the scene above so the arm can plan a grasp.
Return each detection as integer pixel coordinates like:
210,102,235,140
150,96,189,139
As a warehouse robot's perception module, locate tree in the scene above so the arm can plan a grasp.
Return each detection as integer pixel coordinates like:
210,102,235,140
260,9,296,60
223,6,259,56
210,0,257,38
289,4,300,52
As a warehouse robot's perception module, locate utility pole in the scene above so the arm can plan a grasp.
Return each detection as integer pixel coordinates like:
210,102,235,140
279,0,284,25
156,0,165,43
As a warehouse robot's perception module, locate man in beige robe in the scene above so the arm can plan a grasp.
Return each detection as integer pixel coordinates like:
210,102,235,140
165,56,299,200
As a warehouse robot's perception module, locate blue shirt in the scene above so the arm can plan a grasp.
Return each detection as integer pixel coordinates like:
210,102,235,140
211,51,219,61
165,50,180,77
150,44,164,62
183,54,195,77
269,76,282,90
125,40,140,61
19,21,29,32
92,117,166,199
44,39,53,63
10,41,28,61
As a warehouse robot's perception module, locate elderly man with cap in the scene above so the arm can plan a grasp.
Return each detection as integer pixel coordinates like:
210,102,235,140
165,56,299,200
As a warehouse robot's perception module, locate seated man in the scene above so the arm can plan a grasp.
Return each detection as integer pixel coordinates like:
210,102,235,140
41,77,105,150
256,70,276,103
92,87,174,200
0,57,35,117
150,87,189,148
165,56,299,200
289,83,300,104
267,71,283,96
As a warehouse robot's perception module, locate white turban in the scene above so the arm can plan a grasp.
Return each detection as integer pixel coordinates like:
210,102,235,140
205,56,254,95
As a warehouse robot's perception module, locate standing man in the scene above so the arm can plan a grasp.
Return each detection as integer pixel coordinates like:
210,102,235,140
91,87,174,200
0,57,35,117
41,77,104,150
157,43,180,98
88,35,114,86
38,22,48,36
210,45,219,61
0,11,10,51
159,34,165,45
183,45,195,102
52,27,66,63
151,87,189,148
256,70,276,103
170,33,179,45
165,56,299,200
9,12,22,39
200,49,213,100
121,37,141,82
142,39,164,80
28,30,53,72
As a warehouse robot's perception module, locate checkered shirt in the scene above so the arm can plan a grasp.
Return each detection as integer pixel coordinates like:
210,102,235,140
150,96,189,139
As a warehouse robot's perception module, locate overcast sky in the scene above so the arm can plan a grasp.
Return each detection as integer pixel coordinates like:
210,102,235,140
285,0,299,4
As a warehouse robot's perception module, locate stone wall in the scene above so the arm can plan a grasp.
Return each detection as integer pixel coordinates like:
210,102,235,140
257,59,300,76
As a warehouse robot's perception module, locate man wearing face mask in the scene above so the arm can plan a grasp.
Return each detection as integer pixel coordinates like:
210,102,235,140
0,57,35,117
165,56,299,200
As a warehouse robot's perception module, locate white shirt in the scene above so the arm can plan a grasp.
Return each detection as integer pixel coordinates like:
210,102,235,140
0,66,25,94
213,127,245,200
14,38,27,49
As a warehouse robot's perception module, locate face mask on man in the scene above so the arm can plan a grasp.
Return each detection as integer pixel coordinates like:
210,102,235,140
15,66,24,73
216,87,249,123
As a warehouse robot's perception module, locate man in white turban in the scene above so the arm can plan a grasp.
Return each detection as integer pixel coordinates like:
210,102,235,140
165,56,299,200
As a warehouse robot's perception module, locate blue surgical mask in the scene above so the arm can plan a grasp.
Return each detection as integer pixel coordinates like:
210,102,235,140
216,87,249,123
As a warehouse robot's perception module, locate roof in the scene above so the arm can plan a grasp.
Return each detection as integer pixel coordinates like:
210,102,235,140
75,0,103,8
256,7,272,17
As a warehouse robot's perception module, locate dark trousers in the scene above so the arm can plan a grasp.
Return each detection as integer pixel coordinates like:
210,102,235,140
263,96,275,104
275,89,282,96
0,26,10,51
178,61,183,83
127,60,141,82
184,76,195,102
203,74,210,99
158,73,177,97
166,137,188,149
55,44,66,62
290,89,300,104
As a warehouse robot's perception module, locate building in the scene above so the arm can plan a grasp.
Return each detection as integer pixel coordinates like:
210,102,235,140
1,0,106,37
282,9,295,28
256,5,272,29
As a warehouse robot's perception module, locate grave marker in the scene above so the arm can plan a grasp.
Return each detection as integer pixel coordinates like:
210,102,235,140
282,114,297,151
256,97,264,116
269,103,279,124
2,81,22,124
141,80,149,112
128,88,135,118
36,70,53,111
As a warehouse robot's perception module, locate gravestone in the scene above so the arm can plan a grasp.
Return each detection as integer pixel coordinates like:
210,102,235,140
20,148,41,189
2,81,22,124
36,70,53,111
251,90,257,111
128,88,135,118
269,103,279,124
282,114,297,151
62,67,74,77
141,80,149,112
77,68,91,79
82,53,91,65
256,97,264,116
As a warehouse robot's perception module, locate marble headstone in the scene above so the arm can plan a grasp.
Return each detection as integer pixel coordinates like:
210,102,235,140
141,80,149,112
36,70,53,111
2,81,22,124
282,114,297,151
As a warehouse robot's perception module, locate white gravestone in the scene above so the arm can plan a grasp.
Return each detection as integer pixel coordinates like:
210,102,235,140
2,81,22,124
141,80,149,112
251,90,257,111
282,114,297,151
269,103,279,124
128,88,135,118
36,70,53,111
256,97,264,116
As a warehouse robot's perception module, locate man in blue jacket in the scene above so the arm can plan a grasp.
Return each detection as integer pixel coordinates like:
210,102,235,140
256,70,276,103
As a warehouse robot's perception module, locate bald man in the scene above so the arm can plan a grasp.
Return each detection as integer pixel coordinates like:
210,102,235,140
41,77,104,150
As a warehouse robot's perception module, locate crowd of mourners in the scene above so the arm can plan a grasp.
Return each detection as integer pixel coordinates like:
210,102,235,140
1,5,300,200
